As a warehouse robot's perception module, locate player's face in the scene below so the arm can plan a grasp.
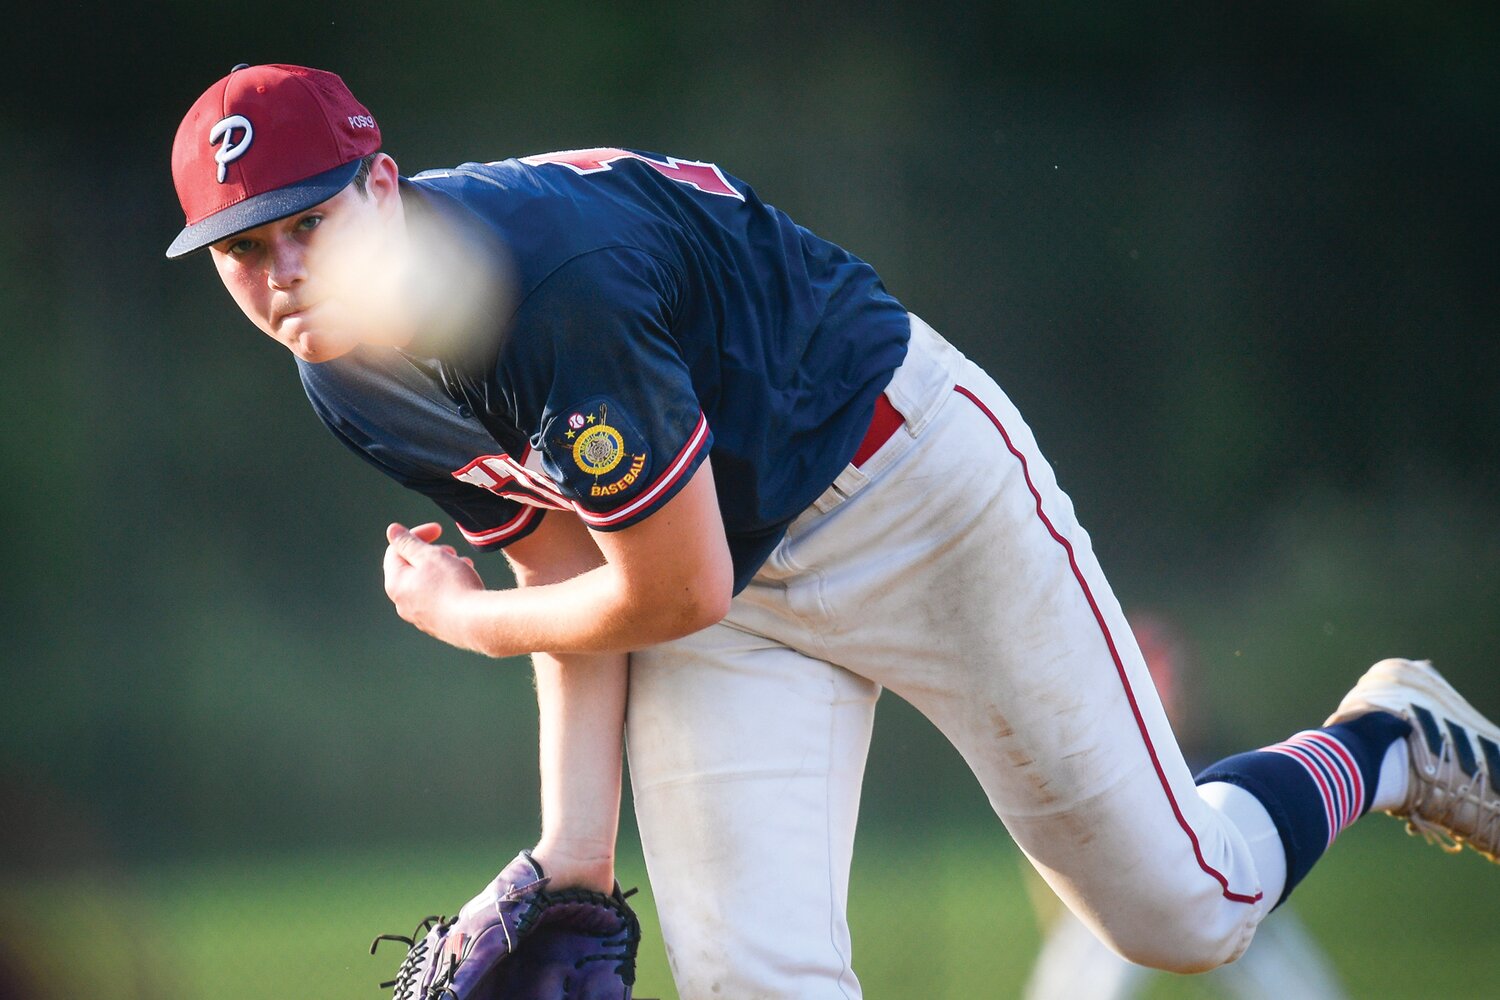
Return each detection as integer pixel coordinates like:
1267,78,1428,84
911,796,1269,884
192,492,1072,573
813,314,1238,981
209,155,407,363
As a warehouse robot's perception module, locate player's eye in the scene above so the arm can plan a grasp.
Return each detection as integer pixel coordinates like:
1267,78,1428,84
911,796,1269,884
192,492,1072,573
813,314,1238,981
227,238,257,256
296,214,323,232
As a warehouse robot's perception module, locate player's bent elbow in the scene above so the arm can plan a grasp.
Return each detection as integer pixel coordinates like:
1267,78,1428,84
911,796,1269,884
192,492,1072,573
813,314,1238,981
665,575,732,640
693,577,733,631
610,563,730,647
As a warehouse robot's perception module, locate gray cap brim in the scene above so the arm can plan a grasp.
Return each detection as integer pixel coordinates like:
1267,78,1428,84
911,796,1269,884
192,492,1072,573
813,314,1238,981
165,159,363,259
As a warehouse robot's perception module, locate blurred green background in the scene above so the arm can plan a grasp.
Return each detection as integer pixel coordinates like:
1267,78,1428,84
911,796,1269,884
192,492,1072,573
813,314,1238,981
2,2,1497,997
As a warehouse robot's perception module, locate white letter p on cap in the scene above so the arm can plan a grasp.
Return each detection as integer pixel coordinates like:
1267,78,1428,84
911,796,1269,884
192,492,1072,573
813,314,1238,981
209,114,254,183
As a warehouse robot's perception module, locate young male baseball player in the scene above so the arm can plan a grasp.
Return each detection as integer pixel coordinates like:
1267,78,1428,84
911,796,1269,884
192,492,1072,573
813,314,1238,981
169,64,1499,999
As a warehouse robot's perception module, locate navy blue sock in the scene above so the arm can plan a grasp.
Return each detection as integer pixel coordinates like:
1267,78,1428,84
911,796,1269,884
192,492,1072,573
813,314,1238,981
1196,711,1411,905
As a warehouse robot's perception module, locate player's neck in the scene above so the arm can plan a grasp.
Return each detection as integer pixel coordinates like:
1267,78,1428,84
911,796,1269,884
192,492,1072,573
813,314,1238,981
395,187,514,362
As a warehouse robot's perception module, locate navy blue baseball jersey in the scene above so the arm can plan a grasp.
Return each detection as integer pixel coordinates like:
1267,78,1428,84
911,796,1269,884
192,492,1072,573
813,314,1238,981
301,149,910,592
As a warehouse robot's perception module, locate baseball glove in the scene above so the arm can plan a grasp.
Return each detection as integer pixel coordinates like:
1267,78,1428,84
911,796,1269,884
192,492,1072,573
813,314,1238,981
370,851,640,1000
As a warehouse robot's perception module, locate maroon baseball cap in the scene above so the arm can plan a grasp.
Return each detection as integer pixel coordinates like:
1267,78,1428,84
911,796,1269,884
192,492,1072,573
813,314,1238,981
166,63,382,259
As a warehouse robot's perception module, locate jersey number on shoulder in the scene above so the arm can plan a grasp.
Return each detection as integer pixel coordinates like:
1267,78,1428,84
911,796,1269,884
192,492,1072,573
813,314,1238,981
453,452,573,512
519,148,744,201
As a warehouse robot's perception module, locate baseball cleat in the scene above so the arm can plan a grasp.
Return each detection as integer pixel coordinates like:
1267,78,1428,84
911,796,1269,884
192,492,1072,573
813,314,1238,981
1326,658,1500,862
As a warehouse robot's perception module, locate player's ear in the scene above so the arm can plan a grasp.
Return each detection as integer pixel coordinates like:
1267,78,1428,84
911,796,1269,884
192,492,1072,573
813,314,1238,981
366,152,402,211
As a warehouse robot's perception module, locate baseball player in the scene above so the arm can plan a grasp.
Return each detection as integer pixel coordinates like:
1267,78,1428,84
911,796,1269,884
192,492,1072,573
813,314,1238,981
168,64,1499,999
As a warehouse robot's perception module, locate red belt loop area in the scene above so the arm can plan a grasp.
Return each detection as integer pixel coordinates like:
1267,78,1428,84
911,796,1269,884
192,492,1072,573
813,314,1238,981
852,394,904,468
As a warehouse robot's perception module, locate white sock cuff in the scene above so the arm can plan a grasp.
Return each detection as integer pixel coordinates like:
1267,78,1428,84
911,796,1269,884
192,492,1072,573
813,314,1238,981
1199,779,1288,906
1371,738,1411,813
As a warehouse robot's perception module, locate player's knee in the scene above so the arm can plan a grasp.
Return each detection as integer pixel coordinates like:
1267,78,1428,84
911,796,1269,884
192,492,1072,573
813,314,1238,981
1093,908,1248,974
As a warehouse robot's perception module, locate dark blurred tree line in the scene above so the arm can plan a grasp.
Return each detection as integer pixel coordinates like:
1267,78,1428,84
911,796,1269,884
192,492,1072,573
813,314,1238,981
0,2,1495,861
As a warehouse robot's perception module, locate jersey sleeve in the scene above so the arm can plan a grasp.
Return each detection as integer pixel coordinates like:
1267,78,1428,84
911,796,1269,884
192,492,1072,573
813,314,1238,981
407,471,546,552
504,247,713,532
303,377,546,553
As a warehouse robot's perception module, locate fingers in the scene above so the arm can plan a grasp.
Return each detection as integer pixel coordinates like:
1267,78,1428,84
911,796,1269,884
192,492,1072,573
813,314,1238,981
382,539,409,587
383,523,434,590
386,521,441,543
386,523,443,560
383,519,474,587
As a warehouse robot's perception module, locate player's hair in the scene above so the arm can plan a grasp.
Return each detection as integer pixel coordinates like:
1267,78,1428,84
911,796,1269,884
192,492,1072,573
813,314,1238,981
350,153,378,195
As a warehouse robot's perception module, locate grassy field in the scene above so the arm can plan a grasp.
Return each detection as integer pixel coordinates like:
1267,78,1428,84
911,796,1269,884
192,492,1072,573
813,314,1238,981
3,820,1496,998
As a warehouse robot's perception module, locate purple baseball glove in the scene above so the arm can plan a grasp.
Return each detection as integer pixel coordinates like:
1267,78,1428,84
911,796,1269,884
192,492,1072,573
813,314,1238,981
370,851,640,1000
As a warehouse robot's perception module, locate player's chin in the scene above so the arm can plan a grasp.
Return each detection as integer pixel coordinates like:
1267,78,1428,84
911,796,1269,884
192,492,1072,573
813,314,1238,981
281,327,357,364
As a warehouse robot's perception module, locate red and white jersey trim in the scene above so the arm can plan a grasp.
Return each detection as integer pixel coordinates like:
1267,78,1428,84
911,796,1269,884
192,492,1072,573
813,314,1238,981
576,413,710,528
458,505,541,547
451,412,711,537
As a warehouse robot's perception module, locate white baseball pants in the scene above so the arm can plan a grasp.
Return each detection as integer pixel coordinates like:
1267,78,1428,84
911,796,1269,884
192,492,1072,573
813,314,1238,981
626,317,1276,998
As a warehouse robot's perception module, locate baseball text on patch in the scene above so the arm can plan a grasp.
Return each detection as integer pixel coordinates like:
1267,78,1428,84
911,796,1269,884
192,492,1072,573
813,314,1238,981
548,397,652,500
